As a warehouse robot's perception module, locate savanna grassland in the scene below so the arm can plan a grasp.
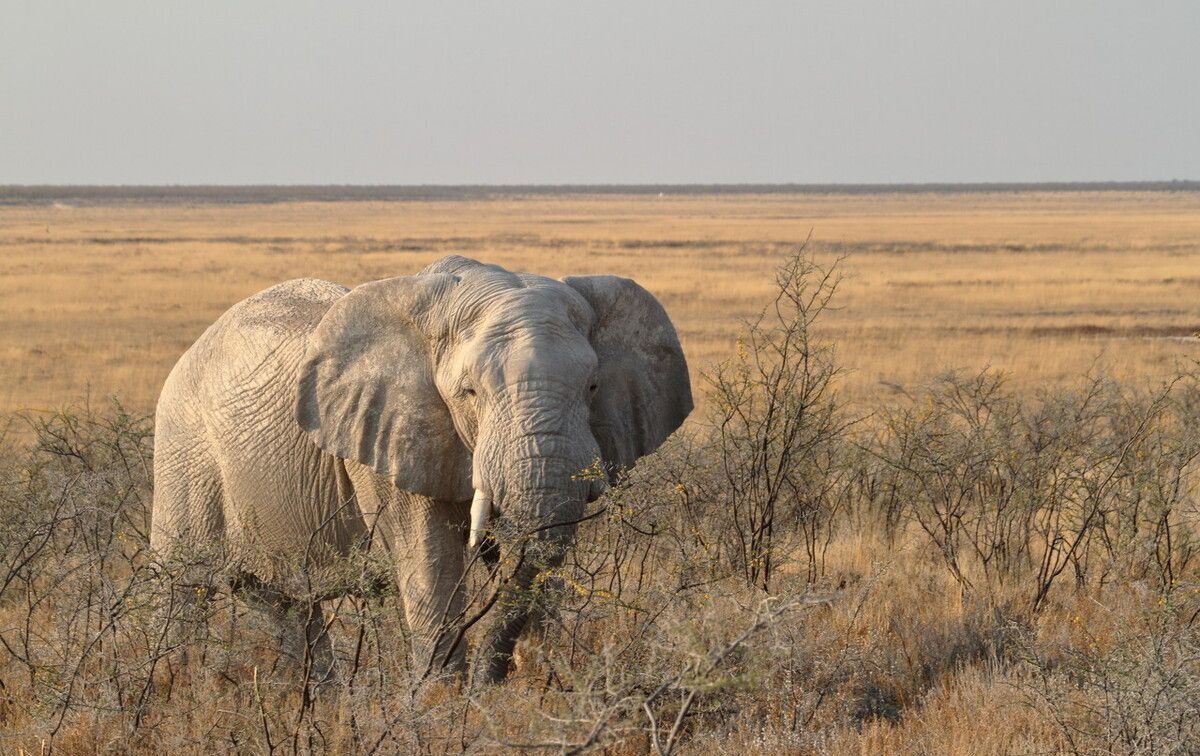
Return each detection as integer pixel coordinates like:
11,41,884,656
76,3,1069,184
2,190,1200,755
2,190,1199,419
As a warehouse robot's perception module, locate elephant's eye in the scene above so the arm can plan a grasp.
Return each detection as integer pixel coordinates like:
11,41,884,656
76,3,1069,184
589,383,598,394
464,387,476,398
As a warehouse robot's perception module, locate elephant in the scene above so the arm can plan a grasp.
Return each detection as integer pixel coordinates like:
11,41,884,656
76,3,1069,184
149,255,692,684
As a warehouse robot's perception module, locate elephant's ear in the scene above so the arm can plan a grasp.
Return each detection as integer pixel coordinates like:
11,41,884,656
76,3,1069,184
296,274,473,502
562,275,693,473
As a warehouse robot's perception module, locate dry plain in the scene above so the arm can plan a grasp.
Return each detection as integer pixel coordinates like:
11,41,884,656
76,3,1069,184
2,190,1199,421
3,189,1200,752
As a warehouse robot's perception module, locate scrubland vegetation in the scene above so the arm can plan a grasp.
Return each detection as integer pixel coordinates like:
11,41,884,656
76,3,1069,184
2,248,1199,754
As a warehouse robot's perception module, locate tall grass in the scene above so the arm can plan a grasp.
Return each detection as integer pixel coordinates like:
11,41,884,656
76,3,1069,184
1,251,1198,754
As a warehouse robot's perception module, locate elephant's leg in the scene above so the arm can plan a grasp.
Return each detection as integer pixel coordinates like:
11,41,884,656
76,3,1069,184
149,431,228,669
233,573,335,685
392,496,471,679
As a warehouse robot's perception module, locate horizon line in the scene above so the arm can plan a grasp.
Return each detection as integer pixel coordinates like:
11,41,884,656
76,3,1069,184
2,180,1198,206
4,179,1199,187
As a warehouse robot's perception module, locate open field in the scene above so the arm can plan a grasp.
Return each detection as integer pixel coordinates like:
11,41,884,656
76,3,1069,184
2,190,1200,753
2,190,1199,421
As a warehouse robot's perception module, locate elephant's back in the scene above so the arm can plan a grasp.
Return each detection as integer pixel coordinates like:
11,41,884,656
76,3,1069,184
204,276,346,391
228,278,350,338
163,278,346,393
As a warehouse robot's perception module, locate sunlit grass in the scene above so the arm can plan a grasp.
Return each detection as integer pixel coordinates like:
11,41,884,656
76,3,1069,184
1,190,1198,419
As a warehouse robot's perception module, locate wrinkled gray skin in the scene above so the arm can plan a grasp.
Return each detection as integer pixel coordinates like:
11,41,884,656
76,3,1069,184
150,256,691,684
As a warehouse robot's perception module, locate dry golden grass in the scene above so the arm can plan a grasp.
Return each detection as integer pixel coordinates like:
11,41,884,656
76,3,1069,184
4,214,1200,751
3,190,1199,421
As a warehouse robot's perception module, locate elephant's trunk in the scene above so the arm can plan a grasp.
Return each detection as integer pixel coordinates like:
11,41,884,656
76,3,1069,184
472,479,581,684
473,538,564,682
471,427,599,683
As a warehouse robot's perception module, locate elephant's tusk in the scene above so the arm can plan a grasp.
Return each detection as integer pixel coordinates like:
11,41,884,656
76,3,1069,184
468,489,492,551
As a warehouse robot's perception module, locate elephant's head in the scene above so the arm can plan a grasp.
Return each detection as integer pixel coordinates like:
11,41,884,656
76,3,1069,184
295,255,692,682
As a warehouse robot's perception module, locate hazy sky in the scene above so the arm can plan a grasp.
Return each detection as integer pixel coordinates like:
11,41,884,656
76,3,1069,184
2,1,1197,185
